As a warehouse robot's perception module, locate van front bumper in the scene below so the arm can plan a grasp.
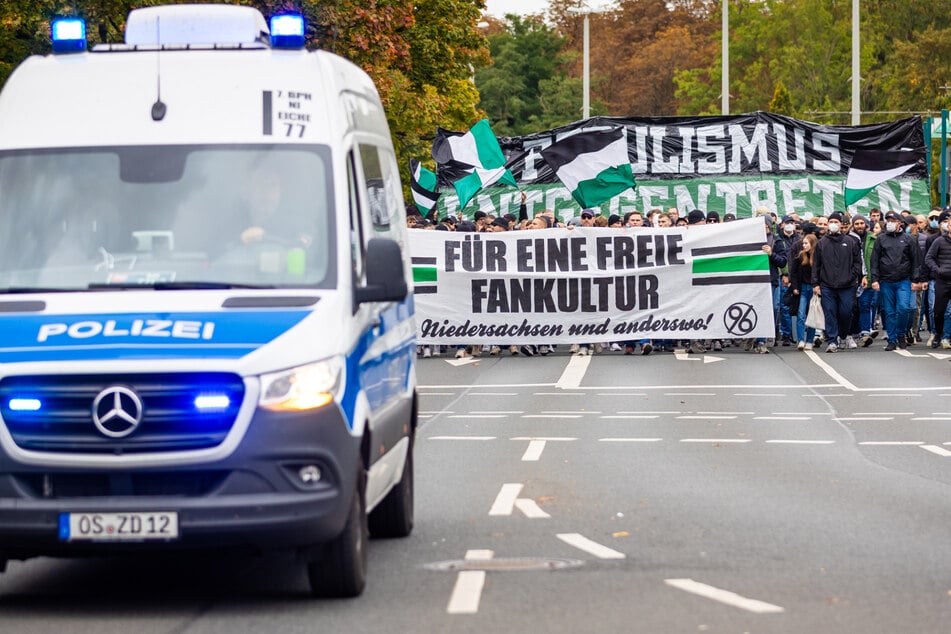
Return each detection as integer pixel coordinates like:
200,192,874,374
0,404,361,560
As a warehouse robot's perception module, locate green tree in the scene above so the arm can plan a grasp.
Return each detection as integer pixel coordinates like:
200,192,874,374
768,80,794,115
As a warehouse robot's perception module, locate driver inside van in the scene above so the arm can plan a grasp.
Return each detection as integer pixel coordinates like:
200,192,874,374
239,167,313,248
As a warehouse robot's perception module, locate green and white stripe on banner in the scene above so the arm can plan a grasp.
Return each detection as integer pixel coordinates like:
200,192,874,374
844,149,926,206
454,166,518,210
540,127,637,209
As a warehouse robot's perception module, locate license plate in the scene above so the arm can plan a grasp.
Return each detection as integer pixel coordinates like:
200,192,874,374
59,512,179,541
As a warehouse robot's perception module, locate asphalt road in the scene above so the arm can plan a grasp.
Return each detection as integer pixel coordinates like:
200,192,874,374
1,342,950,633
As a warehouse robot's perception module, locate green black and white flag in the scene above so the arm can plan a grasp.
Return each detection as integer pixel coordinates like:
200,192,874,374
432,119,517,210
844,149,925,206
410,159,440,217
541,127,637,209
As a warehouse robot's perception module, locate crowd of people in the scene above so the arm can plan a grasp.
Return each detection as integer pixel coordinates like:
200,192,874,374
409,200,951,361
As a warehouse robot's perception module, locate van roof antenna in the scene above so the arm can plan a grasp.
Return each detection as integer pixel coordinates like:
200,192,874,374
151,16,166,121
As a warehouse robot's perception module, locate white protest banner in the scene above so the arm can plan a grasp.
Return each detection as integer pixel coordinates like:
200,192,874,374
409,217,776,344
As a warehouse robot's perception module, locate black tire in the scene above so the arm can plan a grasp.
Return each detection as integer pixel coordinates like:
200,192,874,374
307,475,368,598
368,436,414,538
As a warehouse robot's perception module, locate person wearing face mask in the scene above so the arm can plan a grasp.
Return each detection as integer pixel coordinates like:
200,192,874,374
870,211,924,351
812,212,864,353
924,210,951,348
925,210,951,350
850,215,879,346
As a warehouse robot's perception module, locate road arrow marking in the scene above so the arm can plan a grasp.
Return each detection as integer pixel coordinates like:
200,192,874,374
921,444,951,457
895,349,931,358
703,355,725,364
489,483,550,518
557,533,625,559
665,578,785,614
674,352,699,362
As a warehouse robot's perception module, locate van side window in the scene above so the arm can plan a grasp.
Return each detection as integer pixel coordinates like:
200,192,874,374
358,145,392,235
347,152,365,282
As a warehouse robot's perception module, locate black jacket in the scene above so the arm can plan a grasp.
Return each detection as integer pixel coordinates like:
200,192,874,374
926,235,951,282
870,231,922,284
811,231,862,289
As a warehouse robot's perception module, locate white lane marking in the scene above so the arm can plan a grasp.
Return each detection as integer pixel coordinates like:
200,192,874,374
469,392,518,396
419,392,457,396
771,412,832,416
600,415,660,420
859,441,923,446
803,350,860,391
804,393,854,398
853,412,913,416
429,436,497,441
833,417,893,421
934,412,951,415
513,498,551,519
489,484,522,516
522,414,583,419
735,393,785,397
665,392,717,396
420,410,453,414
696,411,754,415
921,445,951,457
765,440,835,444
867,392,923,396
510,437,577,441
677,415,737,420
895,349,931,358
599,437,663,443
914,417,951,421
534,392,586,396
421,383,552,389
557,533,625,559
755,416,813,421
447,414,509,419
542,410,601,415
556,354,591,389
680,439,751,443
665,578,784,614
447,550,493,615
598,393,647,397
419,415,433,419
618,410,681,414
521,440,547,461
446,357,479,367
470,410,524,414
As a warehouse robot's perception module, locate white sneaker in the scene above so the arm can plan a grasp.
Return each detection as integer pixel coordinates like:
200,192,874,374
510,345,519,356
489,345,501,356
797,340,805,351
577,346,589,356
610,343,622,352
570,344,580,354
455,348,467,359
423,346,432,358
470,346,481,357
942,339,951,350
926,333,935,347
593,343,604,354
538,345,552,356
845,335,858,349
804,342,813,351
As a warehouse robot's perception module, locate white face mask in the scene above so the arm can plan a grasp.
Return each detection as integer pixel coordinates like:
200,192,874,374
942,221,949,234
828,222,841,234
783,224,795,235
886,221,898,233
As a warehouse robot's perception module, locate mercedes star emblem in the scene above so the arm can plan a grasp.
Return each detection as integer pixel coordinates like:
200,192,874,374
91,386,144,438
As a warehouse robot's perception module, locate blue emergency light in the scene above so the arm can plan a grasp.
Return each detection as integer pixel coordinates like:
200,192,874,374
51,18,87,54
270,14,306,49
194,394,231,411
8,398,42,412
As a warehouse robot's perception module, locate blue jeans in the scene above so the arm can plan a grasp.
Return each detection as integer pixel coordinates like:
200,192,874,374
820,286,855,343
857,287,879,334
778,285,792,338
796,286,816,344
880,279,913,344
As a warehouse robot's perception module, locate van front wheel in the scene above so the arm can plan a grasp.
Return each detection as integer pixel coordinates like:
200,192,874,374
307,477,368,598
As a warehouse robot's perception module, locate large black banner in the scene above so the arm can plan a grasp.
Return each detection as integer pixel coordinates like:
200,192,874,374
435,112,927,187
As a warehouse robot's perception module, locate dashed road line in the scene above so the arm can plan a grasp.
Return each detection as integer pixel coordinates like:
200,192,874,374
599,437,663,443
734,392,785,397
470,410,524,414
510,437,578,441
680,438,751,443
618,410,681,415
859,441,923,446
853,412,913,416
469,392,518,396
677,415,737,420
833,417,894,421
755,416,813,421
696,411,754,415
600,415,660,419
665,392,717,396
556,533,625,559
448,414,509,419
522,414,583,419
914,417,951,421
664,578,785,614
447,550,492,615
542,410,601,415
765,440,835,444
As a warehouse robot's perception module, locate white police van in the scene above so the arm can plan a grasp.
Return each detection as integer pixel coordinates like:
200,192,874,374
0,4,417,597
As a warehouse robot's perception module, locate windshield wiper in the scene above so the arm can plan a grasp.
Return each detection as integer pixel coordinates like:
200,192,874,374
88,281,276,290
0,287,85,294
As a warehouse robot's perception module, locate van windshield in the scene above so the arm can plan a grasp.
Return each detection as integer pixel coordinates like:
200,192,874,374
0,145,336,291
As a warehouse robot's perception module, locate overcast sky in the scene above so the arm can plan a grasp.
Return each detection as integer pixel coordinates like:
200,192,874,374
483,0,615,19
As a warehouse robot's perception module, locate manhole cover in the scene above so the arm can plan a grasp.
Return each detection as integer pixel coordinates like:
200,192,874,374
424,557,584,572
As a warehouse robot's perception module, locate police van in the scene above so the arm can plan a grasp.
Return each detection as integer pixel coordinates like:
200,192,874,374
0,4,417,597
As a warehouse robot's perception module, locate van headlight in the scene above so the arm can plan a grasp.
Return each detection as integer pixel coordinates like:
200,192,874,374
259,358,343,411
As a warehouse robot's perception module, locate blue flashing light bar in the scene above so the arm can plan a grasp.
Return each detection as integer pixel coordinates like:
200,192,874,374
51,18,87,54
9,398,42,412
194,395,231,411
270,14,306,49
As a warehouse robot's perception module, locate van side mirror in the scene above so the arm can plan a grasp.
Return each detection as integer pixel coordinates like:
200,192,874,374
355,238,408,304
